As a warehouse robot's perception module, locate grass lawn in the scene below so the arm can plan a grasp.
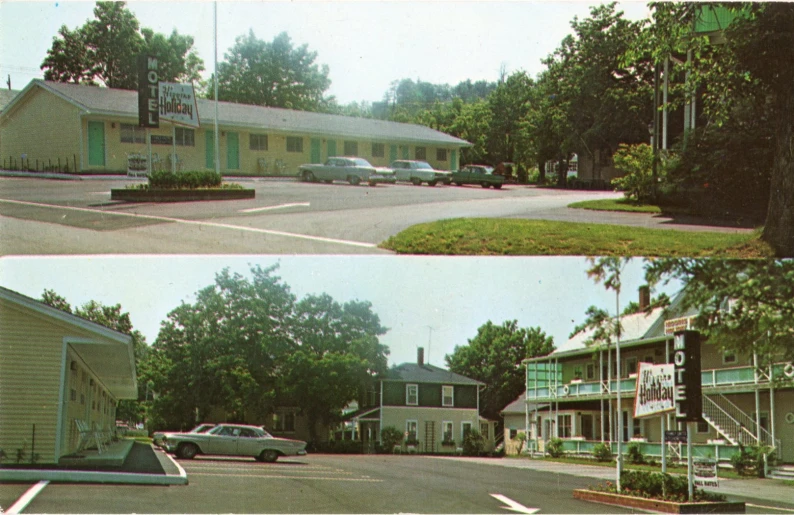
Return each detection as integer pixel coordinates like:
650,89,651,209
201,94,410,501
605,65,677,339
379,218,773,257
568,198,663,214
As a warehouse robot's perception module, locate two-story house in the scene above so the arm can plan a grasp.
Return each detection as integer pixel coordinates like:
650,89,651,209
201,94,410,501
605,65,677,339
346,348,495,453
523,288,794,464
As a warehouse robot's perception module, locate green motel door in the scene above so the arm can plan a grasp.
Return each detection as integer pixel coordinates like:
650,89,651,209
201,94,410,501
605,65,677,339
311,138,321,163
205,131,216,168
87,121,105,166
226,132,239,170
327,139,337,157
401,146,410,159
390,145,398,163
451,149,458,171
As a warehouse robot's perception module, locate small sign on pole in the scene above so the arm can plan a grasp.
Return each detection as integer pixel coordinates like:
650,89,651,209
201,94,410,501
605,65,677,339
664,430,687,443
694,458,719,488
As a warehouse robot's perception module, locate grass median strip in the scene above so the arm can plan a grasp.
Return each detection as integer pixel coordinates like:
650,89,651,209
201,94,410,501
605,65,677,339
379,218,772,256
568,198,663,213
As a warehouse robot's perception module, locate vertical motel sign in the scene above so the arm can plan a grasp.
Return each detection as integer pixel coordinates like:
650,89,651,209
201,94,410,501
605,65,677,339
673,330,702,422
138,55,159,128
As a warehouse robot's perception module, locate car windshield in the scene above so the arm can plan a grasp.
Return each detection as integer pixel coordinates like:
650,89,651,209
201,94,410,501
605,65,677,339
351,158,372,167
414,162,433,170
190,424,215,433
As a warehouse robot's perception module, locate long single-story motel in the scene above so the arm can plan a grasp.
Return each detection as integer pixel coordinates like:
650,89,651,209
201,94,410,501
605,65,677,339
0,79,470,175
0,287,137,465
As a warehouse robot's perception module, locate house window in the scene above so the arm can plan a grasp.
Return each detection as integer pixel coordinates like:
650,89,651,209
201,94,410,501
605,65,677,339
697,420,710,434
573,366,583,380
586,363,596,381
558,414,572,438
70,389,77,401
723,351,737,364
442,421,454,443
273,411,296,432
442,385,454,407
633,417,642,437
480,422,489,439
509,428,518,439
461,422,472,440
175,128,195,147
344,141,358,156
436,148,447,161
625,357,638,377
249,134,268,151
286,136,303,153
406,420,418,441
415,146,426,160
406,384,418,405
120,123,145,144
371,143,385,158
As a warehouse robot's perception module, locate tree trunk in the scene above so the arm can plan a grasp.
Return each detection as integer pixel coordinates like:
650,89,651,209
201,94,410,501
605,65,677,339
762,86,794,257
538,159,546,184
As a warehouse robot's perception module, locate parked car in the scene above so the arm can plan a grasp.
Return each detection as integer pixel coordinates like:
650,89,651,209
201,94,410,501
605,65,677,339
298,157,396,186
153,423,215,448
451,165,505,189
160,423,307,463
389,160,452,186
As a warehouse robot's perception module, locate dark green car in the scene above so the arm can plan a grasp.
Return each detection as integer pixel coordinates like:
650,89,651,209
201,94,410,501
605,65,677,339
451,165,505,189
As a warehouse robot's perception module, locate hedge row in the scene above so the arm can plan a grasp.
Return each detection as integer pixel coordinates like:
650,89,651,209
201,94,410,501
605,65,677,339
149,170,222,189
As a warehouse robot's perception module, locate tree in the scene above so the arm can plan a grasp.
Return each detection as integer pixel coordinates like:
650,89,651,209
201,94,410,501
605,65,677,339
214,31,332,111
41,25,93,84
487,71,534,168
445,320,554,421
82,1,144,89
644,259,794,363
141,28,205,84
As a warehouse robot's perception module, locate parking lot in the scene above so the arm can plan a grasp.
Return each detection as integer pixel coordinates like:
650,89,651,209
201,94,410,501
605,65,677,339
3,174,726,256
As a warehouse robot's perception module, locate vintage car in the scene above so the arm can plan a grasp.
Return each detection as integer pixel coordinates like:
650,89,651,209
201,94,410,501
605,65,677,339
153,423,215,448
389,160,452,186
451,164,505,189
298,157,396,186
160,423,307,462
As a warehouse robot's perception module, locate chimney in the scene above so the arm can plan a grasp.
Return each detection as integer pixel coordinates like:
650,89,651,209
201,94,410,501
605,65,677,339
639,285,651,311
417,347,424,366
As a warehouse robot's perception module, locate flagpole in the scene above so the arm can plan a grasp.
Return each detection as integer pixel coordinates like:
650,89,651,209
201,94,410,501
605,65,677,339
214,1,220,175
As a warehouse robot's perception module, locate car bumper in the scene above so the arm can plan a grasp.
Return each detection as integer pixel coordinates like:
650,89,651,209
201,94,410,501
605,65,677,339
369,175,397,184
297,450,308,456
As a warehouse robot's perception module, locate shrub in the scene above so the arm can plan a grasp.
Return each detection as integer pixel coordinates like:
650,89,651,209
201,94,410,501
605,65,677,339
321,439,363,454
546,437,564,458
462,429,485,456
592,442,612,462
731,444,775,477
626,442,646,464
593,470,726,503
148,170,222,189
610,143,657,203
380,426,403,453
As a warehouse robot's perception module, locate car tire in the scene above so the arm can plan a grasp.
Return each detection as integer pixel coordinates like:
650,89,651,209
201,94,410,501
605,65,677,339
323,180,333,184
428,180,437,187
260,449,279,463
493,183,503,189
348,175,361,186
368,180,377,186
411,178,422,186
455,182,463,186
302,170,315,182
481,182,491,188
177,443,198,459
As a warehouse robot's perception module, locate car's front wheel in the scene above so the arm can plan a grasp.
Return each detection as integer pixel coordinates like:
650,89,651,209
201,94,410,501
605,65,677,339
302,170,315,182
348,175,361,186
411,177,422,186
259,449,279,463
177,443,198,459
481,182,491,188
428,180,437,187
493,183,503,189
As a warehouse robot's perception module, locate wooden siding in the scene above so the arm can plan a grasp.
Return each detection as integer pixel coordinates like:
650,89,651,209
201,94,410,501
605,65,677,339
0,87,82,170
380,406,480,451
382,382,477,409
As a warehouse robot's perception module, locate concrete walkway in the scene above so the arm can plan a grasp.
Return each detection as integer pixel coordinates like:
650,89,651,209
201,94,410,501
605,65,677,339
437,456,794,508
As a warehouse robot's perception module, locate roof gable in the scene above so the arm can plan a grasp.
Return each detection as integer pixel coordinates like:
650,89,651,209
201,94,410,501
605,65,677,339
384,363,483,386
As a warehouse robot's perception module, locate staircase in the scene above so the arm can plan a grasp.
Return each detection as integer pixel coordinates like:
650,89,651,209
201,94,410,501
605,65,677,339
702,394,781,457
768,464,794,481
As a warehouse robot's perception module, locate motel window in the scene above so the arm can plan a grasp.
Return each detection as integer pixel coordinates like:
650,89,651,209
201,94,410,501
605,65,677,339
625,357,638,377
723,351,737,365
70,389,77,402
344,141,358,156
558,414,572,438
633,417,642,437
586,363,596,381
697,420,710,434
120,123,146,144
436,148,447,161
415,146,427,160
573,366,583,380
442,385,454,407
175,128,195,147
372,143,385,158
406,420,418,441
286,136,303,153
443,422,454,442
406,384,418,405
249,134,268,151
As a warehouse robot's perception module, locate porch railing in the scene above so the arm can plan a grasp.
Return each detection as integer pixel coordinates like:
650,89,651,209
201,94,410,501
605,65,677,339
703,394,781,456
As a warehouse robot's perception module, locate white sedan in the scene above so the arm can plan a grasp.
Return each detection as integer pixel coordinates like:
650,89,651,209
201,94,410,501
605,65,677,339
161,423,307,462
390,160,452,186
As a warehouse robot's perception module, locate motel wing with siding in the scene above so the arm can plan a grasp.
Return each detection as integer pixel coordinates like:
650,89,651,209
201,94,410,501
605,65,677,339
0,79,470,175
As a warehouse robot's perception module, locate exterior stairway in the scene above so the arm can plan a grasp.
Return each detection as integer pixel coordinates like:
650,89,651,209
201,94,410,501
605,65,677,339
702,394,781,457
768,464,794,481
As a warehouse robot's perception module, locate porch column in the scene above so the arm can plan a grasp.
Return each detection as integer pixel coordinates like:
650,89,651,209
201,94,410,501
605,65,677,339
753,351,761,444
599,349,604,443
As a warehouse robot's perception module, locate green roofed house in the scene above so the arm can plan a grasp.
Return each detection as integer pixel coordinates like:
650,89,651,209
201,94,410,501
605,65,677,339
344,347,495,454
0,79,470,175
0,287,137,466
522,287,794,473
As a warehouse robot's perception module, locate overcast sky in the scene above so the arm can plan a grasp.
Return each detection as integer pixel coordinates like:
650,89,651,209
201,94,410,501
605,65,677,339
0,1,652,104
0,256,682,367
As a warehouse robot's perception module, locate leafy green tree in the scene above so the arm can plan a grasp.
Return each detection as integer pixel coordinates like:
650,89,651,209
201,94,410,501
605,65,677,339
445,320,554,421
487,71,534,168
41,25,92,84
141,28,205,84
214,31,332,111
644,259,794,363
82,1,144,89
611,143,657,203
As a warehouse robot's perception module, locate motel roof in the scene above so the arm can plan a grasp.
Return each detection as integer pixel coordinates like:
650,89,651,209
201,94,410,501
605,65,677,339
8,80,471,147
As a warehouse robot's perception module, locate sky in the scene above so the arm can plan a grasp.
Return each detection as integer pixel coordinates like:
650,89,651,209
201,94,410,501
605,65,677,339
0,256,682,367
0,1,652,105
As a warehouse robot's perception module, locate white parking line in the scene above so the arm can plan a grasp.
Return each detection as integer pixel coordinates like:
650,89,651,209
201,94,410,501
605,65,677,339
0,198,376,249
189,472,381,481
6,480,49,514
239,202,310,213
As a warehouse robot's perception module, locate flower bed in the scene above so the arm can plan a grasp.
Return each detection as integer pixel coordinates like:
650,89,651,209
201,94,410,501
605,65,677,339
573,489,745,514
111,188,254,202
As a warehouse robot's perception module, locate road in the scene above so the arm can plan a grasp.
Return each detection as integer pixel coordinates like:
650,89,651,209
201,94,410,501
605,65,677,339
0,176,750,255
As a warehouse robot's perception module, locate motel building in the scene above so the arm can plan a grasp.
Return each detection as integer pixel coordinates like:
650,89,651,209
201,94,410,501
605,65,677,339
520,287,794,469
0,287,137,466
0,79,470,176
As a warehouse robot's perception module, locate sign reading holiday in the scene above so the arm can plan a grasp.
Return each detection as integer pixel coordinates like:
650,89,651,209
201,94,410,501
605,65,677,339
633,362,675,418
158,82,200,128
138,55,159,128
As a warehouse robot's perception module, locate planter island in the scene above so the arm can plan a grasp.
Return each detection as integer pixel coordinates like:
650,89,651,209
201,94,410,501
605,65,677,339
111,188,255,202
573,489,745,514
